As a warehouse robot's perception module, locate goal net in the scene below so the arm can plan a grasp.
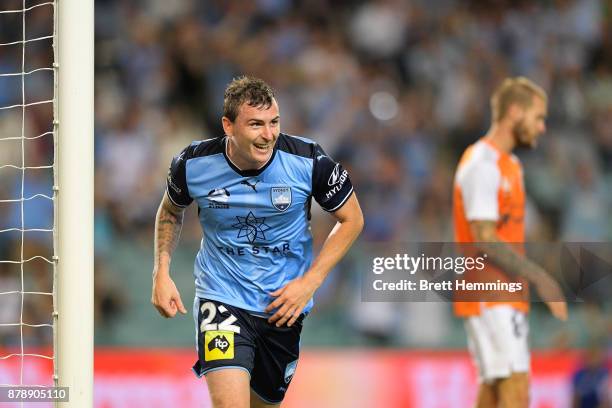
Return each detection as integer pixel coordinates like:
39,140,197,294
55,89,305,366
0,0,57,392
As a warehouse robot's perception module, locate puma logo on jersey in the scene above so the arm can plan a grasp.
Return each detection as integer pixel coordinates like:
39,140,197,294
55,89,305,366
241,179,259,192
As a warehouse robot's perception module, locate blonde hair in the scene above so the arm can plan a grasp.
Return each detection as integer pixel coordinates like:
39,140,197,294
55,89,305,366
490,77,547,122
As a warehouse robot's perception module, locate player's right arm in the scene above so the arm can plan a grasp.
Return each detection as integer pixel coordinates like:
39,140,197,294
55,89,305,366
151,192,188,318
469,220,567,321
459,154,567,321
151,146,194,318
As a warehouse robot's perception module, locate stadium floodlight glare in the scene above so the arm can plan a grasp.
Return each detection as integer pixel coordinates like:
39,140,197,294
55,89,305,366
0,1,93,406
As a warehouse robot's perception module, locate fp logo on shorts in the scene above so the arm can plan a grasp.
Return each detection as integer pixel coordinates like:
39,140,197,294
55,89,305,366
204,330,234,361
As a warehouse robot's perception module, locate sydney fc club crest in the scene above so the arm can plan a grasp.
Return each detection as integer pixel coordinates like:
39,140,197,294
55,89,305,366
270,187,292,212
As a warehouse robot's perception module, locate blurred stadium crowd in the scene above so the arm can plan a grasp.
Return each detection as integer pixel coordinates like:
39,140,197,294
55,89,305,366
0,0,611,357
93,0,612,243
95,0,612,349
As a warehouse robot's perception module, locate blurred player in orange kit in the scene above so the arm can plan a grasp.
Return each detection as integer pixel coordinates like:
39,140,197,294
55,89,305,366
452,77,568,407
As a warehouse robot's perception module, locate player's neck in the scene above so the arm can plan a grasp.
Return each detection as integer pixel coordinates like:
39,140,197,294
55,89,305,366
484,124,515,154
225,138,272,171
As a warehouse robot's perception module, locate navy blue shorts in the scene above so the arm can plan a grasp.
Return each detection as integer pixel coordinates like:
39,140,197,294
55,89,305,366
192,297,304,404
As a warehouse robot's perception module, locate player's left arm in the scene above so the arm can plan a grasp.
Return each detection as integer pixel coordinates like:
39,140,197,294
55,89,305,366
266,192,364,327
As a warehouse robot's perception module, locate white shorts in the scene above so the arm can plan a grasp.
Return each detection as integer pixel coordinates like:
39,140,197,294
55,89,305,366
464,305,530,383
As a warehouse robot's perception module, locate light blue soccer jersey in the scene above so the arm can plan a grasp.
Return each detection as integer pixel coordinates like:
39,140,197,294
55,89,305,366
166,133,353,314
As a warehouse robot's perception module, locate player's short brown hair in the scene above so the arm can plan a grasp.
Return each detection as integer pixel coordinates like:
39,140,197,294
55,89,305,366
223,76,275,122
490,77,547,122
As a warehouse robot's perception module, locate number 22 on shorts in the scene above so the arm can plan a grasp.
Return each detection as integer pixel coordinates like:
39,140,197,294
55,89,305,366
200,302,241,361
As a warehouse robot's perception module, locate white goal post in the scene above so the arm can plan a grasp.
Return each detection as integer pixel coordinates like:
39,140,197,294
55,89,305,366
56,0,94,406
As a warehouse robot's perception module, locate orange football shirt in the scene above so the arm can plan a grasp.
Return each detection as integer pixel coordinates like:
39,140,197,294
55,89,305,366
453,138,529,317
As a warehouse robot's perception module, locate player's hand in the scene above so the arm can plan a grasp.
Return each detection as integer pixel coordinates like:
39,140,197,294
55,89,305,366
545,301,568,321
151,270,187,318
265,276,318,327
534,273,567,321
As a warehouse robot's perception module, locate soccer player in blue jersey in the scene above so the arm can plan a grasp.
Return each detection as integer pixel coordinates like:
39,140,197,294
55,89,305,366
151,76,364,408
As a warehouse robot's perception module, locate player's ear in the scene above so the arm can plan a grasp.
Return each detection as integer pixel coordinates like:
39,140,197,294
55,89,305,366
507,103,525,122
221,116,233,137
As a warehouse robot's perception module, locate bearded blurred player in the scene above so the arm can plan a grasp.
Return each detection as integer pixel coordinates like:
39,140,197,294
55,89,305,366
452,77,568,407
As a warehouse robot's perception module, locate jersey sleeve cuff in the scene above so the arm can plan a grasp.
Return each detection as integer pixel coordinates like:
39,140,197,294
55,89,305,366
322,187,354,213
165,187,189,208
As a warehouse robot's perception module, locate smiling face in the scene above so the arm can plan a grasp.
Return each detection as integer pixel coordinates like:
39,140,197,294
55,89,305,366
512,95,547,148
223,98,280,170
